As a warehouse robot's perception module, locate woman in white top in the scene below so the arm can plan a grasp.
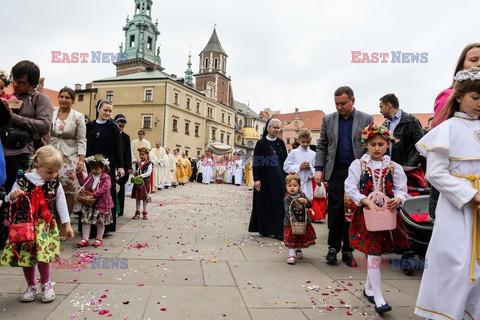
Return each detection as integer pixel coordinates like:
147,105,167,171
49,87,86,218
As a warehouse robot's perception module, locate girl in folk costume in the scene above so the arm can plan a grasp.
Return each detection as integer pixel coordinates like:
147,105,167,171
344,123,409,315
284,130,326,220
1,146,74,303
131,147,153,219
415,69,480,320
283,173,317,264
76,154,113,248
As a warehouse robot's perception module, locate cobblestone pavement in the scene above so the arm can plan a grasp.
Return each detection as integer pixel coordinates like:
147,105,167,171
0,182,422,319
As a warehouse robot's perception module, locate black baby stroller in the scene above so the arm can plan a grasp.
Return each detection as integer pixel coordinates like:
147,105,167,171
397,167,433,275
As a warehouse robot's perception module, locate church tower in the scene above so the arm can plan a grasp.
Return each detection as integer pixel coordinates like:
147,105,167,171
194,27,234,108
114,0,163,76
184,51,194,88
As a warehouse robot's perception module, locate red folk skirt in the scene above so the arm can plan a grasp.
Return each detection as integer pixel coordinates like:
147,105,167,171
131,178,151,200
349,206,409,255
283,224,317,248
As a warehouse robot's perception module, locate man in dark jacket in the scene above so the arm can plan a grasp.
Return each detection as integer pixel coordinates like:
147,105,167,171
114,114,133,216
379,94,425,168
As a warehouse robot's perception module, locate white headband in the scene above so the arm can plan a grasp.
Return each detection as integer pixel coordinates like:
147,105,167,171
267,118,280,130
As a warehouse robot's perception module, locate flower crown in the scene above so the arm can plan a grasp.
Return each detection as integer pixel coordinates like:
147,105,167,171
85,155,110,166
361,123,392,143
138,147,151,154
454,69,480,82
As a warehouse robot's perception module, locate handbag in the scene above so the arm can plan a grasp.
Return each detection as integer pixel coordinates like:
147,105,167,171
313,182,326,199
289,200,307,235
363,191,397,231
8,195,34,244
0,125,31,149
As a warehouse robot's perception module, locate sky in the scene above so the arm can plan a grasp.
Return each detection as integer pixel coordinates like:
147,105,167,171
2,0,478,116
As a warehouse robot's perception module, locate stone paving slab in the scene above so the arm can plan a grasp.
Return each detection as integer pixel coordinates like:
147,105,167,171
143,285,251,320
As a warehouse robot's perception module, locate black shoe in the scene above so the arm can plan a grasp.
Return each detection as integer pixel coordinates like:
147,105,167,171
342,252,358,267
363,289,375,304
326,248,337,264
375,303,392,315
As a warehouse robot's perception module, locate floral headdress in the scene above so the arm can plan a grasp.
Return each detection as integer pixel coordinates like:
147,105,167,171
85,154,110,166
137,147,151,154
361,123,392,143
454,69,480,82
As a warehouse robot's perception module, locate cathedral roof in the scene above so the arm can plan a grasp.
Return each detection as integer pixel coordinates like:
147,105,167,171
95,69,174,82
201,28,228,56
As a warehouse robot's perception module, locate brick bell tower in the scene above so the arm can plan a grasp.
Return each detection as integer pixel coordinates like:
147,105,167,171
114,0,163,76
194,27,234,108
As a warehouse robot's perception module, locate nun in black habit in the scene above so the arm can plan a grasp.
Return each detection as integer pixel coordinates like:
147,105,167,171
248,118,288,240
79,100,124,235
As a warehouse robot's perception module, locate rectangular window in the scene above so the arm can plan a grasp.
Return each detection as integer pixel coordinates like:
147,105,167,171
207,107,213,118
129,35,135,47
196,102,200,113
228,115,231,125
147,37,153,50
197,149,201,157
185,122,190,135
195,124,200,137
174,92,179,105
220,132,224,143
142,115,152,129
185,149,189,156
227,135,230,145
78,94,84,102
186,98,191,110
173,118,178,131
212,128,216,141
222,113,225,123
106,91,113,102
286,138,291,144
145,89,153,101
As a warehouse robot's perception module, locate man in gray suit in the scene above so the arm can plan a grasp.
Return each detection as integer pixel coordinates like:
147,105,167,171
314,86,373,267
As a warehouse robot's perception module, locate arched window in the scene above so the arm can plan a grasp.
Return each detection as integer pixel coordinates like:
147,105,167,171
214,58,218,69
205,58,209,69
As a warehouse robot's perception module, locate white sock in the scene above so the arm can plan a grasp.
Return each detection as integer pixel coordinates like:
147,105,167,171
136,199,141,211
367,255,386,307
288,248,296,257
364,274,374,296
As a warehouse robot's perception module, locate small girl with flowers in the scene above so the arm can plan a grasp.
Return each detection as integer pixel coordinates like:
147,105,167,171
1,145,74,303
131,147,153,219
344,123,409,315
76,154,113,247
283,173,317,265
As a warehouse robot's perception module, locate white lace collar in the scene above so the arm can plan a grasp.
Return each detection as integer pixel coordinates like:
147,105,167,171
360,154,391,168
96,119,107,124
25,170,46,186
266,135,277,141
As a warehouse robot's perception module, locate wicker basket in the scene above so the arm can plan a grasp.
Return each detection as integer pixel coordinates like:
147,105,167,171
289,200,308,235
291,221,307,235
78,190,96,207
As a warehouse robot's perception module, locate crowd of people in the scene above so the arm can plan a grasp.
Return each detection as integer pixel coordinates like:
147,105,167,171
0,59,254,304
0,42,480,319
247,44,480,318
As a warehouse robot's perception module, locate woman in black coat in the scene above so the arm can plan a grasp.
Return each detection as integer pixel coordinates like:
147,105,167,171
80,100,124,233
248,118,288,240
